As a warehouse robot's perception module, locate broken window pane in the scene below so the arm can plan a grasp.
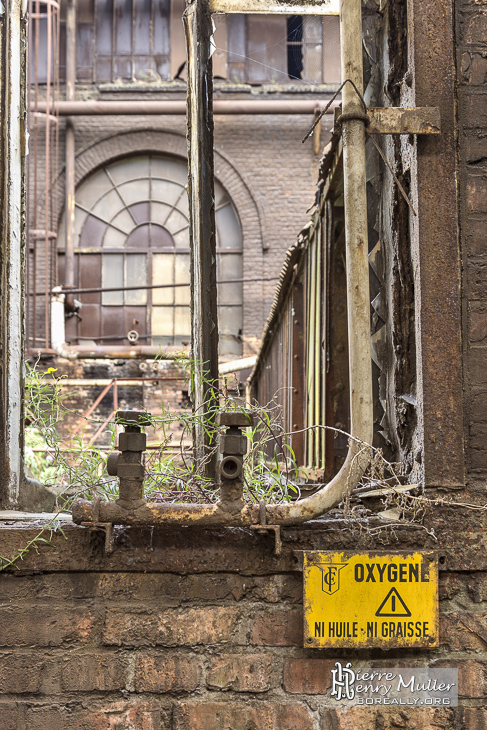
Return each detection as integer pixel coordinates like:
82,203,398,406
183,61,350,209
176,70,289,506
125,254,148,305
102,254,124,305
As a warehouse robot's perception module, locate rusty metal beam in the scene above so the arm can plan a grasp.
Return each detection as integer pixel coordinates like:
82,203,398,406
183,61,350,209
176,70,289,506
209,0,339,13
34,99,339,116
408,0,464,486
184,0,219,480
367,107,440,135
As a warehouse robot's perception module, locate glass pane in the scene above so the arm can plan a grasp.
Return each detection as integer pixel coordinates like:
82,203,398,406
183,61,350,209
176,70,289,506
134,0,151,54
151,157,188,186
303,17,323,84
74,206,88,248
76,168,112,210
323,16,341,84
219,304,242,336
151,178,184,207
153,203,188,234
218,252,242,280
96,0,113,55
116,179,150,205
109,208,135,235
103,225,127,248
173,228,190,248
92,189,125,220
57,214,66,250
227,14,246,83
81,214,108,248
215,181,230,208
129,202,150,225
174,254,190,305
108,156,150,185
174,306,191,336
125,254,147,305
152,253,175,305
216,203,242,249
220,334,243,358
114,0,132,55
102,254,124,305
152,305,174,336
154,0,170,44
247,15,287,84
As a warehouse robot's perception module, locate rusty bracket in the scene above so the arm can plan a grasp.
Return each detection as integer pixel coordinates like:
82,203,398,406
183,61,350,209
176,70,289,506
333,105,441,136
250,500,282,556
81,502,114,555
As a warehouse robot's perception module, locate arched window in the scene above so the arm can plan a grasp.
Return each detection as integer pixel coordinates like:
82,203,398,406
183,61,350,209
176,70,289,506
57,155,243,357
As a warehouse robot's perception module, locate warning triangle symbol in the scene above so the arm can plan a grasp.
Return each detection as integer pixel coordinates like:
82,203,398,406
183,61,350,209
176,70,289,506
375,587,412,617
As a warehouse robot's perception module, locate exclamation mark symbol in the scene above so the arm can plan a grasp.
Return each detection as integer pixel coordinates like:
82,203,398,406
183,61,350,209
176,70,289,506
391,595,396,612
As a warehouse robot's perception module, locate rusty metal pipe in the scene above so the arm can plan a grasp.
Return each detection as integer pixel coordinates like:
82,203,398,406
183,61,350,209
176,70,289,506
1,0,27,507
64,0,76,290
55,344,189,360
73,499,260,526
263,0,373,523
34,99,339,116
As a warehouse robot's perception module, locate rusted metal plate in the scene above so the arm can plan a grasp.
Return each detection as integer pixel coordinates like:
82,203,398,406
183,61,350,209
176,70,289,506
304,551,438,649
0,515,485,573
209,0,339,14
367,107,441,135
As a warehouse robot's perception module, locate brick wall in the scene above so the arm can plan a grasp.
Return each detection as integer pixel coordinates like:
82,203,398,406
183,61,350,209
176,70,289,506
457,0,487,474
0,516,486,729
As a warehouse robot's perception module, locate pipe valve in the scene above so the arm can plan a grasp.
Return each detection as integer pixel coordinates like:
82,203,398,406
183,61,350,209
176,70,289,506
106,410,152,505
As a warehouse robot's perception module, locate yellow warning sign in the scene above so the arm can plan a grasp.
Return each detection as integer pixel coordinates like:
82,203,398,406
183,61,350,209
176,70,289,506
304,551,438,648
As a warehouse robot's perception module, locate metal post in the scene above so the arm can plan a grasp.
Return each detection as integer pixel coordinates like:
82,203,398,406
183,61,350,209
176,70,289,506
64,0,76,292
339,0,373,450
184,0,219,480
0,0,26,507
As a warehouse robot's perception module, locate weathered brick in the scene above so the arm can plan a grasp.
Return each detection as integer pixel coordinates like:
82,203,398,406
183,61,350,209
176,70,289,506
174,701,313,730
25,701,160,730
283,658,335,694
464,13,487,44
440,610,487,650
0,703,20,729
0,608,95,647
207,653,272,692
438,660,487,698
467,175,487,213
470,389,487,422
439,572,465,601
251,575,302,603
25,706,65,730
466,260,487,300
61,654,128,691
464,217,487,257
0,654,45,693
251,609,303,646
465,133,487,164
461,52,487,86
135,654,201,692
321,707,456,729
468,572,487,601
462,708,487,730
103,607,241,647
469,304,487,343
